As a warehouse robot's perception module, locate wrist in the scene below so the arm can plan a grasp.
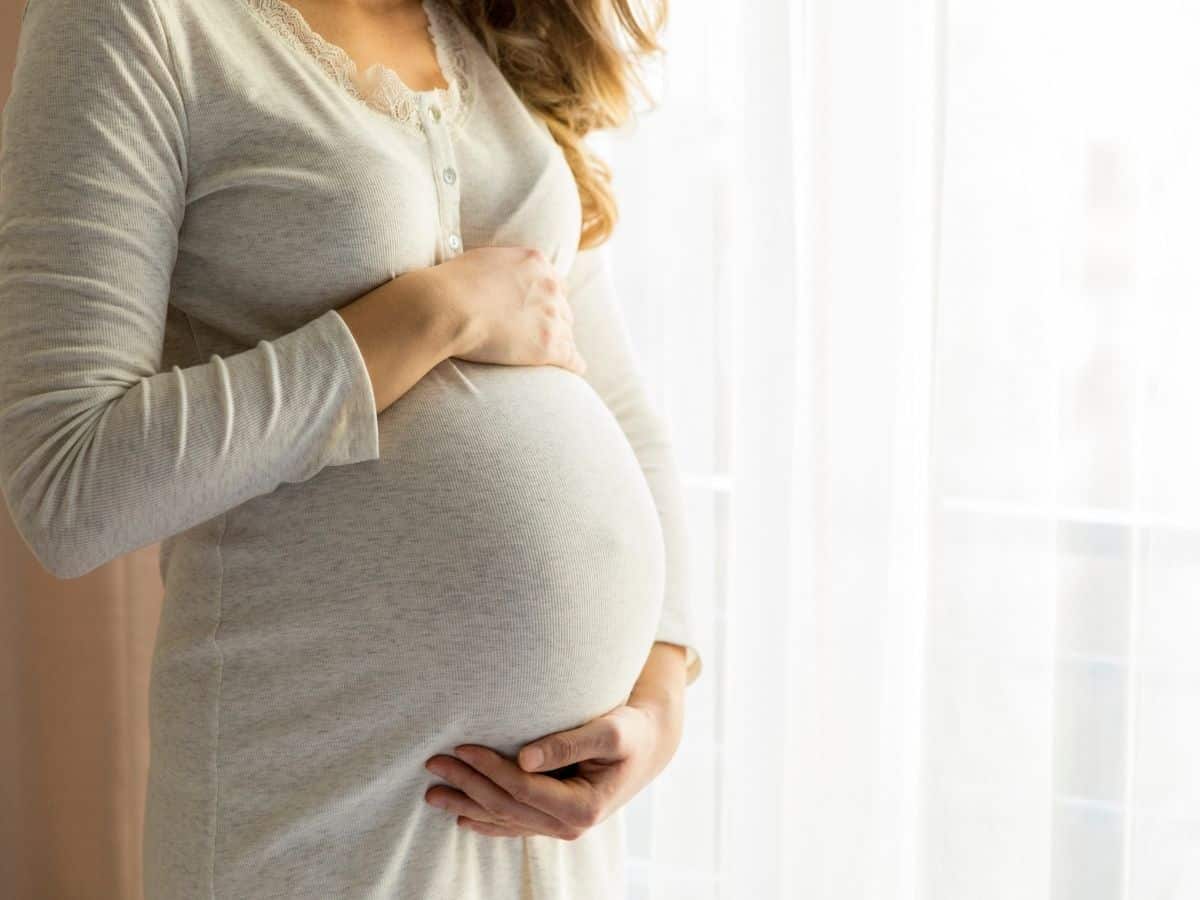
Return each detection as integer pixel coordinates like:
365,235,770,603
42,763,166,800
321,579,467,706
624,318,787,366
388,269,469,360
628,669,685,721
630,643,687,702
395,268,479,359
627,687,681,722
627,687,684,770
629,642,686,731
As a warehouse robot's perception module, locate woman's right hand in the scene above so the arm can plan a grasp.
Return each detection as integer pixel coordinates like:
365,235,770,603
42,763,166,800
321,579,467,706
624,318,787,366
420,245,587,375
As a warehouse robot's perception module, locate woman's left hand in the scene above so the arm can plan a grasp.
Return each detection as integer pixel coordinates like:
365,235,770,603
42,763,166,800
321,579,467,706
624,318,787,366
422,694,684,840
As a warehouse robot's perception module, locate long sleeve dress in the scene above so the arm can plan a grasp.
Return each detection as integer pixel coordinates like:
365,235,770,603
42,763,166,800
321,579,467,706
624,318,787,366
0,0,704,897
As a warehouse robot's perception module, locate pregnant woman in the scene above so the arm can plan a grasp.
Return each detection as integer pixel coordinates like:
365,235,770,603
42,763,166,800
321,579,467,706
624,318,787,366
0,0,703,897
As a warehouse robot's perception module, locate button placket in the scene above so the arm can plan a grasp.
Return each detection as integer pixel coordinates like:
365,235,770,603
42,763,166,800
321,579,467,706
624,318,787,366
419,94,463,261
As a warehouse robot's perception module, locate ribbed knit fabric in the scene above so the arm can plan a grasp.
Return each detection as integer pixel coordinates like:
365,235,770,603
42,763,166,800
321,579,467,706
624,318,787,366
0,0,703,897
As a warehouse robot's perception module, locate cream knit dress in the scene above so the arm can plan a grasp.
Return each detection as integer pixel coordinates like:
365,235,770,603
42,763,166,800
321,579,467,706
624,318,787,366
0,0,703,897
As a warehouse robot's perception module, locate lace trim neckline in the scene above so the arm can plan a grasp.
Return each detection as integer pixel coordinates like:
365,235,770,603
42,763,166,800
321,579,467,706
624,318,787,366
244,0,474,132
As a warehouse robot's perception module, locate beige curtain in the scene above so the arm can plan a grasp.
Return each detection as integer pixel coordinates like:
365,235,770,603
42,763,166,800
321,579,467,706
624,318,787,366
1,5,162,897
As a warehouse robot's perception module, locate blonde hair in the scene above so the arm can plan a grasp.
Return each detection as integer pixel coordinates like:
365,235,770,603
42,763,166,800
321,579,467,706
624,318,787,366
447,0,669,250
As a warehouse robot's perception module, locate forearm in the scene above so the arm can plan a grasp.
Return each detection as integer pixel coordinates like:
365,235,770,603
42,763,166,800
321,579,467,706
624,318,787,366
628,641,688,713
625,642,688,774
335,270,470,413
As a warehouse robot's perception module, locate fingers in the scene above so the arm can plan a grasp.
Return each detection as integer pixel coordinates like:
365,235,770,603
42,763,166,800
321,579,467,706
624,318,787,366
556,335,586,376
425,783,538,837
546,272,572,326
526,249,570,321
541,322,585,376
522,250,583,373
425,784,535,835
424,751,583,839
520,714,627,772
550,290,583,374
570,346,587,375
452,745,600,831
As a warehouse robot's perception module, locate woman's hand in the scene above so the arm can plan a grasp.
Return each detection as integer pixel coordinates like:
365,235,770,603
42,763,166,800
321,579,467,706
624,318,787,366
422,694,685,840
419,244,587,375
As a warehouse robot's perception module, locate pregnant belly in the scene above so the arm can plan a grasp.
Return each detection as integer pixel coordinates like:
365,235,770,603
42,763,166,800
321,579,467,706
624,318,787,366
210,358,666,772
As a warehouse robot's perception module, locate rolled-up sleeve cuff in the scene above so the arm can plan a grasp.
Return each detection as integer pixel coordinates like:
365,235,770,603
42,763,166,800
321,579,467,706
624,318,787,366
317,307,381,467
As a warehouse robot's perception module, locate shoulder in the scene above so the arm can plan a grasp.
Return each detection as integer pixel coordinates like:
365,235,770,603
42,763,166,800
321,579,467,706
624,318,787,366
15,0,207,62
15,0,187,83
7,0,191,159
20,0,171,26
16,0,174,51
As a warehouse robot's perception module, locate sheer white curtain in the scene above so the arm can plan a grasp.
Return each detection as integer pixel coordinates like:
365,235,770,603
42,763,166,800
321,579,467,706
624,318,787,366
598,0,1200,897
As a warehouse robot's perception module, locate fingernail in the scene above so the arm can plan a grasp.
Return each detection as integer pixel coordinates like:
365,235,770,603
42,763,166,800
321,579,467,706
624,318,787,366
524,747,544,770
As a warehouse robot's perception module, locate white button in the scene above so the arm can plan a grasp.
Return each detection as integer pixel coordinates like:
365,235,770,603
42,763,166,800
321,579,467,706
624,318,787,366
448,232,461,251
430,104,442,122
442,166,457,185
